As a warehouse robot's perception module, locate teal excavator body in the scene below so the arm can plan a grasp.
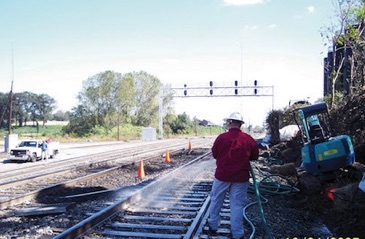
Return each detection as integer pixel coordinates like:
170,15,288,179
294,102,355,174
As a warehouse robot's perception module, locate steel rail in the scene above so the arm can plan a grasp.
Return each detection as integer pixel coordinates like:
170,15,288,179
0,145,210,209
0,138,209,180
52,152,213,239
0,138,212,191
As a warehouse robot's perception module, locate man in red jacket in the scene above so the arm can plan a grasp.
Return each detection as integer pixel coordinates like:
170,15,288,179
207,112,259,239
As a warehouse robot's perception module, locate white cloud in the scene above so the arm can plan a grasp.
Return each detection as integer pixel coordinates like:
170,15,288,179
307,5,315,14
241,23,275,33
294,5,316,19
243,24,258,30
223,0,267,6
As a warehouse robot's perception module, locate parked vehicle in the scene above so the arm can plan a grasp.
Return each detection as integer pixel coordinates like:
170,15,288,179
8,139,60,162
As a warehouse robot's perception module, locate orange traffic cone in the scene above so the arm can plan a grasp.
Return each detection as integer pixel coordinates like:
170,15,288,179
165,150,171,163
138,160,145,179
188,140,192,151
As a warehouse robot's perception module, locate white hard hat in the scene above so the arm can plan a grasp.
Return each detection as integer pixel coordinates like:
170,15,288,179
225,112,244,124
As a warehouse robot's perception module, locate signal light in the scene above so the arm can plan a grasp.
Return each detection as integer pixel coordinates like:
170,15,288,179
210,89,213,95
209,81,213,87
234,80,238,86
254,80,258,95
184,90,187,96
235,89,238,95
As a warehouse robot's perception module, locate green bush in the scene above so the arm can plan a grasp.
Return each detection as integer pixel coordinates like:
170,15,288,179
112,124,141,140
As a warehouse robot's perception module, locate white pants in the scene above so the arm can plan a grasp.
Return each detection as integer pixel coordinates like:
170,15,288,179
208,178,249,239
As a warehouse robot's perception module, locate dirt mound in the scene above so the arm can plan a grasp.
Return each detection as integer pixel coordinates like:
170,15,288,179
260,90,365,236
330,89,365,163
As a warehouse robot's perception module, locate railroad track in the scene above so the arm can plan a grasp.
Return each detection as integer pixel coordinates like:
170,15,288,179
53,152,216,239
0,141,241,239
0,137,214,209
1,137,212,181
0,138,277,238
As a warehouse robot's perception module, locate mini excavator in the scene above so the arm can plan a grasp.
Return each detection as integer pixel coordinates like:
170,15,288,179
293,102,355,174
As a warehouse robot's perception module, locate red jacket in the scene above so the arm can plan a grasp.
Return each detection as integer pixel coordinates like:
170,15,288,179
212,128,259,182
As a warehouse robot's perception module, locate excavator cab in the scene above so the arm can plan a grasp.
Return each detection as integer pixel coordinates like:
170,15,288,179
294,102,355,174
307,115,326,144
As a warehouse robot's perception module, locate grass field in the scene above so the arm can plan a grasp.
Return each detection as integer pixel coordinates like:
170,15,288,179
1,121,224,143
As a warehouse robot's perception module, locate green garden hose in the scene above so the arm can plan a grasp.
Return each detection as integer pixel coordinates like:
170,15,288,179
244,162,300,239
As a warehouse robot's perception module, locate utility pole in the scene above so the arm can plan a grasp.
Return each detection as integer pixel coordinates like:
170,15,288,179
8,46,14,134
8,81,13,134
4,45,17,153
117,108,120,141
158,89,163,139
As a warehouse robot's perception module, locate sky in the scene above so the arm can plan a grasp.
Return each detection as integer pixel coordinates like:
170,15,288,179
0,0,339,126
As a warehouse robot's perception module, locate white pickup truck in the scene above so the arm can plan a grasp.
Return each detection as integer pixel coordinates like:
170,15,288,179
8,140,60,162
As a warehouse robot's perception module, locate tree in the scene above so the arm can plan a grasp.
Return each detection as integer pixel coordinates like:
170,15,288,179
37,93,57,126
12,93,27,127
3,91,56,127
77,71,123,129
20,92,38,126
63,105,96,136
53,110,70,121
127,71,162,127
265,109,283,145
322,0,365,106
0,92,10,128
69,70,174,136
163,113,176,137
115,73,136,125
171,112,192,134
